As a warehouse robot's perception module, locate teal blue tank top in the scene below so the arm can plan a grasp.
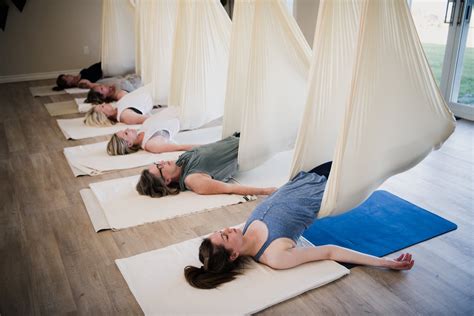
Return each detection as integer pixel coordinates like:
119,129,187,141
243,171,327,261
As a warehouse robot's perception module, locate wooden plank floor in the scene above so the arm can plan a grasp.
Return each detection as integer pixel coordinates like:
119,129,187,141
0,79,472,315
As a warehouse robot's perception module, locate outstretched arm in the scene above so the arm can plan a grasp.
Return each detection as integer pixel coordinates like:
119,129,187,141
119,109,149,125
265,245,414,271
78,79,97,89
185,174,276,196
145,142,196,154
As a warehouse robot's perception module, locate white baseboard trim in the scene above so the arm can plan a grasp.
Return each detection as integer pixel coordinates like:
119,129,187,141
0,69,82,84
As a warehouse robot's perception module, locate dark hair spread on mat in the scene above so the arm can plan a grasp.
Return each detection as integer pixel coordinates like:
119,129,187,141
136,169,180,198
85,89,107,104
184,238,249,289
52,74,68,91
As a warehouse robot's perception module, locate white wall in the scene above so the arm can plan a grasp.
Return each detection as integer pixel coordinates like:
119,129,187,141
0,0,102,79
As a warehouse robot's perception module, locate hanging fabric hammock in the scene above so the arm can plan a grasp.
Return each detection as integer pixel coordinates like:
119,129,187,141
101,0,136,77
168,0,231,129
134,0,152,84
290,0,456,218
222,0,311,171
134,0,177,105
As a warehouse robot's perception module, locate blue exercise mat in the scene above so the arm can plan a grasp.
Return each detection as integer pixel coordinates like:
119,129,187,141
303,190,457,258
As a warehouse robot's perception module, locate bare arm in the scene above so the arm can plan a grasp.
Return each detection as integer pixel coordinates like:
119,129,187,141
144,141,196,154
265,245,414,271
116,90,128,100
78,79,97,89
185,174,276,196
119,109,149,125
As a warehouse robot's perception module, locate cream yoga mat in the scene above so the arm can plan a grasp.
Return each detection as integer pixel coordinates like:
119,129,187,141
64,126,223,177
45,100,77,116
44,98,89,117
29,85,66,97
116,232,349,315
64,87,90,94
29,85,89,97
57,117,141,140
82,150,293,231
75,97,92,113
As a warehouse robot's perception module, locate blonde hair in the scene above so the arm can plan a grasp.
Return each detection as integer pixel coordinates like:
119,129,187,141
107,133,140,155
83,106,115,127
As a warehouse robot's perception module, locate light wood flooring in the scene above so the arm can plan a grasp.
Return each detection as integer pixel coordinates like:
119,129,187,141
0,79,473,315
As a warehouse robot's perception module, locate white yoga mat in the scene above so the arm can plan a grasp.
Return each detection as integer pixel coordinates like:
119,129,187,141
44,100,77,116
29,85,89,97
29,85,65,97
75,97,91,113
116,232,349,315
82,181,251,232
57,117,141,140
82,150,293,231
64,87,90,94
64,126,223,177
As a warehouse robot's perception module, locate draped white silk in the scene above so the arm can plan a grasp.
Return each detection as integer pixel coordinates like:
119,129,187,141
134,0,177,105
290,0,456,218
168,0,231,129
223,0,311,171
101,0,136,77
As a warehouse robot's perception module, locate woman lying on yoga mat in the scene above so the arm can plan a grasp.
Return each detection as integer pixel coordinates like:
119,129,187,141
184,162,415,289
84,86,152,127
85,74,143,104
53,62,103,91
136,134,277,198
107,110,196,155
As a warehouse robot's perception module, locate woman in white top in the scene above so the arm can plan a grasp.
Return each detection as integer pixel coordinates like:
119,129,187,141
107,109,196,155
84,85,153,127
84,74,143,103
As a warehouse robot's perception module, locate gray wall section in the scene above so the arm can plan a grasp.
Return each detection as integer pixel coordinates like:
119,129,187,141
0,0,318,78
294,0,319,48
0,0,102,77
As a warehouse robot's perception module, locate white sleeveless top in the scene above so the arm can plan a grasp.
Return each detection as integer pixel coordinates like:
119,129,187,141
116,85,153,122
139,109,180,149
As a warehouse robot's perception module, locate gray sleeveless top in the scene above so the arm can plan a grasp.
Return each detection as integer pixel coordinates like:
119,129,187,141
243,171,327,261
176,136,239,191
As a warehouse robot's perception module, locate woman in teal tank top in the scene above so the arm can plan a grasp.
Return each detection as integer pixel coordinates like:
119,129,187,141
184,162,415,289
136,135,277,198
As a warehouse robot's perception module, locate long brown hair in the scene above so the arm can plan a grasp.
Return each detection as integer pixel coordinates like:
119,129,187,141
136,169,180,198
184,238,249,289
85,87,116,104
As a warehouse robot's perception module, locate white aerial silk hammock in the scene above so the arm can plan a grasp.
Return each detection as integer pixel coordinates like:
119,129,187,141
290,0,456,218
133,0,177,105
101,0,136,77
168,0,231,130
222,0,311,171
133,0,151,83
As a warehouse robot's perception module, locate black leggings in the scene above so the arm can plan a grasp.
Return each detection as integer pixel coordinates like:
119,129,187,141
307,161,332,178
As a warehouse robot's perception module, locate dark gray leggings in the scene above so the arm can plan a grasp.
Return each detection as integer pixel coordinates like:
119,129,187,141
308,161,332,178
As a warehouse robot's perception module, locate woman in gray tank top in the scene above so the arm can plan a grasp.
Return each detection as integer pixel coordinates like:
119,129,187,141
136,135,277,198
184,162,415,290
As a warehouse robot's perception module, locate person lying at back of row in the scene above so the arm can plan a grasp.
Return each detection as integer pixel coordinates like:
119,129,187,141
53,62,103,91
84,85,152,127
107,109,198,155
84,74,143,104
136,134,276,198
184,162,415,289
